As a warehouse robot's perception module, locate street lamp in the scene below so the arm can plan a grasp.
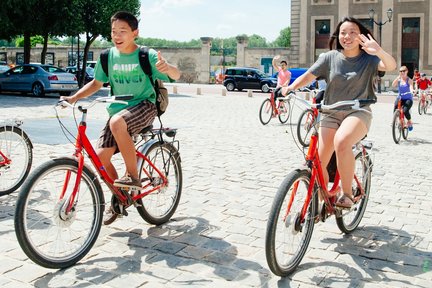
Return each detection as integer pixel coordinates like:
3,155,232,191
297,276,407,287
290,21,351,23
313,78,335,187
369,8,393,93
368,8,393,45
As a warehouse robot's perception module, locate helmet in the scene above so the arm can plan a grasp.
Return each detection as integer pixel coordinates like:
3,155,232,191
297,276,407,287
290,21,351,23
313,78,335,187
421,73,426,77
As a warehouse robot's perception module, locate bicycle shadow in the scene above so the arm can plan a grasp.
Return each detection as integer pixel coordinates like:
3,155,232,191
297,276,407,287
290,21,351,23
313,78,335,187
0,194,17,237
35,216,271,287
314,225,432,287
398,137,432,146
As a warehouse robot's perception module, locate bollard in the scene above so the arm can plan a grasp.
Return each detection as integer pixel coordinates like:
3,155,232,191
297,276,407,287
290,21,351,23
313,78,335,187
197,87,202,95
248,90,253,97
173,86,178,94
222,88,227,96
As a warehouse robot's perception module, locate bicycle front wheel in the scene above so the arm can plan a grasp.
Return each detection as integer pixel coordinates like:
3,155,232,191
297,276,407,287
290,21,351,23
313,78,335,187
136,142,182,225
0,125,33,196
296,109,315,148
259,98,273,125
265,169,317,276
14,158,104,269
418,100,423,115
391,111,402,144
278,100,291,124
336,151,372,234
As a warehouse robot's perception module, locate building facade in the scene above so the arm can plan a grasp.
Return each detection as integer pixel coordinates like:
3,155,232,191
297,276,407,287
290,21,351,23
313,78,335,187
290,0,432,86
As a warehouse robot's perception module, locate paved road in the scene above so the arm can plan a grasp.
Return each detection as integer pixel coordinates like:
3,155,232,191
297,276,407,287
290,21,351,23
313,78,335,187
1,85,431,287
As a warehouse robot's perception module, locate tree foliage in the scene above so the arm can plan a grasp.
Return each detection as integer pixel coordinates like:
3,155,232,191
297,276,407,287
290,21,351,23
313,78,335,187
274,27,291,47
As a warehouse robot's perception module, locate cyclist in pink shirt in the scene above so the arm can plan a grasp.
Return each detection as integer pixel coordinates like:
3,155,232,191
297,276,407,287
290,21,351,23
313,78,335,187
272,55,291,98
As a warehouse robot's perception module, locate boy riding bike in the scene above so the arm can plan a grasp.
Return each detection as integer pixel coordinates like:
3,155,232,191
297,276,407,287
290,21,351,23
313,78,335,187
61,11,180,224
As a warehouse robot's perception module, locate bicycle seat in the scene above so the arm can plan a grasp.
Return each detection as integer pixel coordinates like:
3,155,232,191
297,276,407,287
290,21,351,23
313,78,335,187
138,125,153,135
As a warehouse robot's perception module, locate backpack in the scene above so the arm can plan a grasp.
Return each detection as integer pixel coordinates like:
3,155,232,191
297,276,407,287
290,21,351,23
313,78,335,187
100,46,169,116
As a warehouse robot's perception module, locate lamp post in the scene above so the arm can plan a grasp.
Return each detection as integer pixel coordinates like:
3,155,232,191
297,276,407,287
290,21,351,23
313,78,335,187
369,8,393,93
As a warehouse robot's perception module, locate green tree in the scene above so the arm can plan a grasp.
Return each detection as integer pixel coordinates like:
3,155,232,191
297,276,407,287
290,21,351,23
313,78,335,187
248,34,269,48
273,27,291,47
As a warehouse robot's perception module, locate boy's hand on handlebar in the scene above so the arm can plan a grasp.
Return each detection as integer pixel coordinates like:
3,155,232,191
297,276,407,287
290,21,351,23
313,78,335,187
60,95,77,105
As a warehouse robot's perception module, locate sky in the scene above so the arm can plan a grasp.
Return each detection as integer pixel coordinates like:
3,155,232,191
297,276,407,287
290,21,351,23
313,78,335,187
139,0,291,42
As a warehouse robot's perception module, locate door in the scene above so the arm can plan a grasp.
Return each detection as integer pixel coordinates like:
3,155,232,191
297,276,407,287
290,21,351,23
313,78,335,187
401,18,420,78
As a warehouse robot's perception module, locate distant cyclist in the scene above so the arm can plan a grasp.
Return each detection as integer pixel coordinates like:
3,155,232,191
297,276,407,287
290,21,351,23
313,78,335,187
416,73,432,104
392,66,414,131
272,55,291,99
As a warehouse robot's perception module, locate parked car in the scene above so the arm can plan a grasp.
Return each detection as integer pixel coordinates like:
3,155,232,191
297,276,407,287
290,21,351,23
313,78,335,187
0,65,10,74
0,64,78,96
86,61,97,69
223,67,277,93
65,66,95,84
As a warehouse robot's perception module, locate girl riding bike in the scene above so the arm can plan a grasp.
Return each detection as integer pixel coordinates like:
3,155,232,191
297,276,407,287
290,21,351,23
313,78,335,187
281,17,396,209
392,66,414,131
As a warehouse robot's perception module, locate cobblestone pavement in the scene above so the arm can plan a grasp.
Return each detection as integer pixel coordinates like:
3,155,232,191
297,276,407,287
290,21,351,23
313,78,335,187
1,85,431,287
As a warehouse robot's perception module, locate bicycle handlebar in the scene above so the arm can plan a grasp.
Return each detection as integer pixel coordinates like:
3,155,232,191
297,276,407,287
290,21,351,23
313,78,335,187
57,95,133,110
287,91,376,112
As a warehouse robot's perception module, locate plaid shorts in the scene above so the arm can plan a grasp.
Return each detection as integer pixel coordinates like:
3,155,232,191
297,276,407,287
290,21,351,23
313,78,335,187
97,100,157,150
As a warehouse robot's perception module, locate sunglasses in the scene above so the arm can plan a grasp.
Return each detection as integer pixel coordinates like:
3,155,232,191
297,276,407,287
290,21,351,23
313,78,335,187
399,70,407,72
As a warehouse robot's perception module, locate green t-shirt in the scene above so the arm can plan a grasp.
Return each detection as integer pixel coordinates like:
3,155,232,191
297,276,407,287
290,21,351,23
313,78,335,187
94,47,172,116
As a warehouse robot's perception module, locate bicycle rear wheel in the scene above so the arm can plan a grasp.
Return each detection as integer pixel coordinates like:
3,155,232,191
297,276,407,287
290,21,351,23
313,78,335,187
0,125,33,196
296,109,315,148
336,151,372,234
259,98,273,125
391,111,402,144
424,101,428,114
136,142,182,225
14,158,104,269
265,169,317,276
278,100,291,124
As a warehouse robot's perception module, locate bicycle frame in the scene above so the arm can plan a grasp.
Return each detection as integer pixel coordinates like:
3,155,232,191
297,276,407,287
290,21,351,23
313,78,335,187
60,106,168,214
0,150,11,166
287,106,366,221
397,99,406,127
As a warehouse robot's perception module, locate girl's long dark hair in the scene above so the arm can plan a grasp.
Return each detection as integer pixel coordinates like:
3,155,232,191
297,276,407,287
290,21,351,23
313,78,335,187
329,17,375,50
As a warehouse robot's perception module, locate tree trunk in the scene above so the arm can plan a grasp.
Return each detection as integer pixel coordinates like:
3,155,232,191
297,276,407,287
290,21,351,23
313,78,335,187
23,31,31,64
41,33,49,64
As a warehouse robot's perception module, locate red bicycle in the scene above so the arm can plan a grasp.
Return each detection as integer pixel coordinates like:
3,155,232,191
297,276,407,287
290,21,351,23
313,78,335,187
14,96,182,269
417,89,429,115
392,98,409,144
265,92,374,276
0,120,33,196
259,88,291,125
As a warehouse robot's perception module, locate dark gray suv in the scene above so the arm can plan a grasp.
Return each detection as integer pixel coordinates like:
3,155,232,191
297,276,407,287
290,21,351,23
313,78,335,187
223,67,277,93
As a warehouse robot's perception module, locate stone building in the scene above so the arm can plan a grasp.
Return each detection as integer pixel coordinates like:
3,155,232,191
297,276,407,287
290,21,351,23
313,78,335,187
290,0,432,88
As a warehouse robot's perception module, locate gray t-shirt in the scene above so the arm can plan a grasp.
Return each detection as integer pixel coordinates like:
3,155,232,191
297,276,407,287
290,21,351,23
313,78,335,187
308,50,380,105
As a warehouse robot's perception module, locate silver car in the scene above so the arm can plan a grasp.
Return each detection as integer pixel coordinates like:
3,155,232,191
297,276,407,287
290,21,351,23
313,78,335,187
0,64,78,97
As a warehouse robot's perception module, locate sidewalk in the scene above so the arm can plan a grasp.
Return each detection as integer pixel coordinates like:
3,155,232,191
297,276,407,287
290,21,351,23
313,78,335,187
0,89,431,287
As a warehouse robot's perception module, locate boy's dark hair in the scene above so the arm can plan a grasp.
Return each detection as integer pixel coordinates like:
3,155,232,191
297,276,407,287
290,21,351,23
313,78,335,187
329,17,375,50
280,60,287,66
111,11,139,31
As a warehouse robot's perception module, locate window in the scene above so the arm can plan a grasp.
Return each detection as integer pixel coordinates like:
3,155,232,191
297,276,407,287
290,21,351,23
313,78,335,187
315,19,330,61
